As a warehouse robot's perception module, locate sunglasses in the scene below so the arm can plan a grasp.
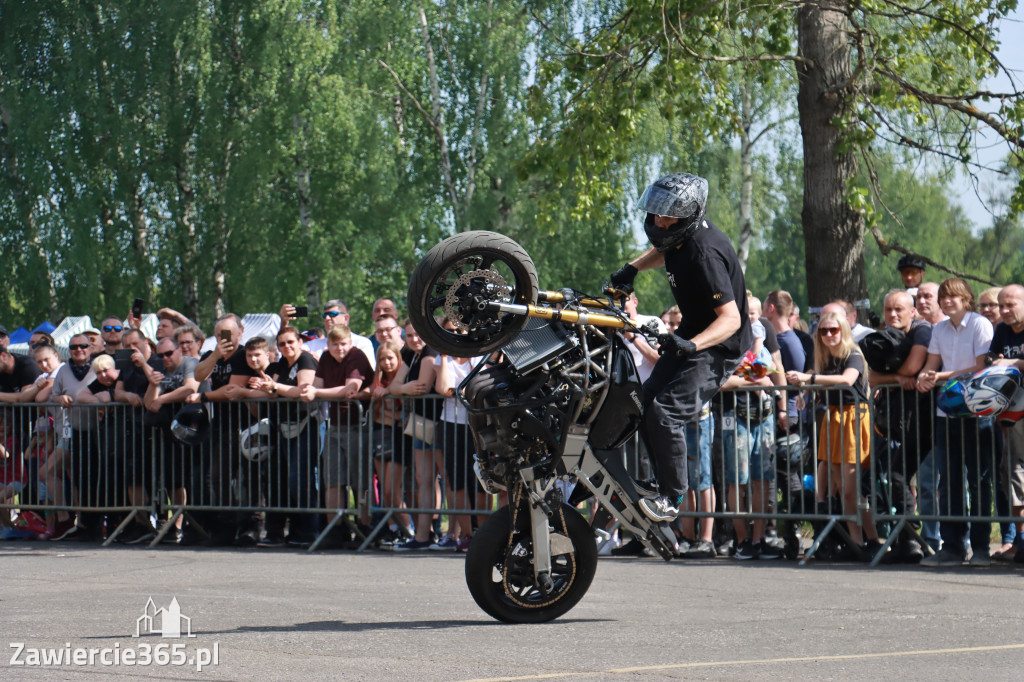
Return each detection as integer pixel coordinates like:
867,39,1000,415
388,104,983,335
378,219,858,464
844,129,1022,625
323,310,344,319
819,327,841,336
157,350,176,359
69,343,91,350
102,325,123,333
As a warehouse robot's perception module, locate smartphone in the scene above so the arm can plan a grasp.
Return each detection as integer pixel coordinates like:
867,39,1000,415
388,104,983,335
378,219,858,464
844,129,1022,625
114,349,134,373
219,330,232,342
293,305,308,318
131,298,145,318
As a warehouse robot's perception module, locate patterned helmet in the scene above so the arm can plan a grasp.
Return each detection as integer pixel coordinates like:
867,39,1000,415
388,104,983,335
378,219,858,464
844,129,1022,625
964,365,1022,417
935,373,974,417
639,173,708,252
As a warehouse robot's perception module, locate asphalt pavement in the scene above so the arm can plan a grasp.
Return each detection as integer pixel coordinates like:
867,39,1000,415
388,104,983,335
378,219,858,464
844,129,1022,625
2,543,1022,680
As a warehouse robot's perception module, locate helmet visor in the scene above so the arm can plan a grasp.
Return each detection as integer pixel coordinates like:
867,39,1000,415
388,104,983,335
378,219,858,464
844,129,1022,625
637,183,700,220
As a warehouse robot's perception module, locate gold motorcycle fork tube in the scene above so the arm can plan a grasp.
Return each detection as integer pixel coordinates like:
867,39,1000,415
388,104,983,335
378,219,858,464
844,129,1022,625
488,300,629,329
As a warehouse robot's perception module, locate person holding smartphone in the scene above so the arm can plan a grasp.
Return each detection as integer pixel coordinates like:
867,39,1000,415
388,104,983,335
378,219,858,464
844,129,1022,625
190,314,259,546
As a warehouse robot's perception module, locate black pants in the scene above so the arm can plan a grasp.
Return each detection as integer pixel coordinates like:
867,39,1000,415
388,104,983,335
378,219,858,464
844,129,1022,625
641,349,741,502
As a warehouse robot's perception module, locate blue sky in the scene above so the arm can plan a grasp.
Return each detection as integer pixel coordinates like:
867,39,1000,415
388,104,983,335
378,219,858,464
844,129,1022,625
954,9,1023,229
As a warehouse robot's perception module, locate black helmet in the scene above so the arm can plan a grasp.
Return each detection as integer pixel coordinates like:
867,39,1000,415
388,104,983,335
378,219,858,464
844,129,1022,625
639,173,708,252
859,327,911,374
897,254,926,271
171,403,212,447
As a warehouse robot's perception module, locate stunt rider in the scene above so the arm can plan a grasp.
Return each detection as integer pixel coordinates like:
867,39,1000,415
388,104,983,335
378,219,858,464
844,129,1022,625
609,173,752,522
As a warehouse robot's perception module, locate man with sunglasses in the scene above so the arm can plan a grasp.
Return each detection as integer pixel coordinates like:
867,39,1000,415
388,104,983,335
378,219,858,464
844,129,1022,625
99,316,126,355
608,172,752,523
300,299,376,369
45,334,97,540
145,338,200,543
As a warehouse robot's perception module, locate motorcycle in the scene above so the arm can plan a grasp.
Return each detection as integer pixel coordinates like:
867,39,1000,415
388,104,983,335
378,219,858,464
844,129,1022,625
407,230,678,623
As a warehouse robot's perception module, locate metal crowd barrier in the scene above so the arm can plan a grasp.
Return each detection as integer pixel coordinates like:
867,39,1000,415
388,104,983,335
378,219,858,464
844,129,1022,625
0,384,1016,563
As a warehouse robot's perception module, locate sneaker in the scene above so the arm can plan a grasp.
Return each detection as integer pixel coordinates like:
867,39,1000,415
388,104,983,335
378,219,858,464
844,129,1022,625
457,535,472,552
257,534,286,548
716,538,735,557
429,536,458,551
632,478,659,499
120,524,157,546
921,548,965,567
859,540,886,563
734,539,760,560
393,538,433,552
51,518,80,541
160,528,183,545
638,495,680,523
685,540,716,559
758,540,783,560
233,528,260,547
901,539,924,564
991,543,1016,562
610,538,645,557
968,547,991,567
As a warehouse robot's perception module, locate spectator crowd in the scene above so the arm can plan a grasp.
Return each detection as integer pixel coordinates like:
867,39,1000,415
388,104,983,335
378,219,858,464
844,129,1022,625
1,255,1023,570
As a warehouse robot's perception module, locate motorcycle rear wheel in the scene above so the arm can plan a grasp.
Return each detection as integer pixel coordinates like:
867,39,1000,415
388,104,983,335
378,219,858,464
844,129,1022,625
407,230,539,357
465,503,597,623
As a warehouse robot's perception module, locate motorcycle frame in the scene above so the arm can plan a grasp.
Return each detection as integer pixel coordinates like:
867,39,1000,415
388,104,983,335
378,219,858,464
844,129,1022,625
462,290,675,589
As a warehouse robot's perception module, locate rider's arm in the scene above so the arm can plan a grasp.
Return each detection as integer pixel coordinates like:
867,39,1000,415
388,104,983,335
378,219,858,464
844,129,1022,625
689,300,742,352
628,247,665,272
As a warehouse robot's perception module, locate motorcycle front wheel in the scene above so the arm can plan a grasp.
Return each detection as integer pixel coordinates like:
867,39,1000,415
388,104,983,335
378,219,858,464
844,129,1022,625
407,230,538,357
465,503,597,623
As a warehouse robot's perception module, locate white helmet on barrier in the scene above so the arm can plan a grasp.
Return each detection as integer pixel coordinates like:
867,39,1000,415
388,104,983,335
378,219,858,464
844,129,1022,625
963,365,1022,417
239,418,274,462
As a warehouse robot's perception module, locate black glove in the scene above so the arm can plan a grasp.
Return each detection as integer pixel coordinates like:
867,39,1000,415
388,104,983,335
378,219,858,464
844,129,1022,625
608,263,638,293
657,333,697,358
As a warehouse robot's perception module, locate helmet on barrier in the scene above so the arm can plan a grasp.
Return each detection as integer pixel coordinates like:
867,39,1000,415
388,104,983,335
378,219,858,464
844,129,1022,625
240,418,273,462
936,373,974,417
963,365,1022,417
171,403,212,447
639,173,708,252
998,384,1024,427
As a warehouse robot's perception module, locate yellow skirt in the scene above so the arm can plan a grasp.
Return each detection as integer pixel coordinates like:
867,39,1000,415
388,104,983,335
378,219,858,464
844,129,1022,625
818,404,871,466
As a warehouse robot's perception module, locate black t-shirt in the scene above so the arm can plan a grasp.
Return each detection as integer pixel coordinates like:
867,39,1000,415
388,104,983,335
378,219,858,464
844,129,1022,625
200,348,256,391
88,378,116,401
908,319,932,350
989,322,1024,360
119,356,164,398
268,351,318,423
0,354,42,394
404,346,440,418
824,350,868,406
661,216,752,358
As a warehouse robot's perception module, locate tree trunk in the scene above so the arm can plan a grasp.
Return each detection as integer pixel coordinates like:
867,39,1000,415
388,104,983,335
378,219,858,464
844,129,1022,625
736,78,754,271
128,179,154,303
797,0,866,312
174,160,200,322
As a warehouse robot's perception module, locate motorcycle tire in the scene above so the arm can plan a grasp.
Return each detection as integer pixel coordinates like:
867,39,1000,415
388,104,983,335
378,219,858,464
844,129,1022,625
465,503,597,623
407,230,539,357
